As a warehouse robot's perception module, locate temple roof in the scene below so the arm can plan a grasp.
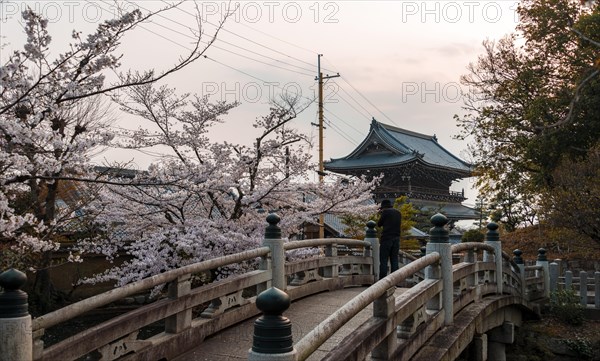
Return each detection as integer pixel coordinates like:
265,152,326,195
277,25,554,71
325,119,471,176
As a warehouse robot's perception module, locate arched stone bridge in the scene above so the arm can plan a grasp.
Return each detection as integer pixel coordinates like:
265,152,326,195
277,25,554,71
0,214,548,361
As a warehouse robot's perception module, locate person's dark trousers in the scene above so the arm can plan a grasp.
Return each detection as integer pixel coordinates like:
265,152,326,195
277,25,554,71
379,237,400,279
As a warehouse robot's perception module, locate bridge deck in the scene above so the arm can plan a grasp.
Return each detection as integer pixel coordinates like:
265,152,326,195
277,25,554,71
173,286,408,361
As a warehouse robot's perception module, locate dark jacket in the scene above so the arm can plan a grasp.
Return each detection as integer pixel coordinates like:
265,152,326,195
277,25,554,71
377,208,402,242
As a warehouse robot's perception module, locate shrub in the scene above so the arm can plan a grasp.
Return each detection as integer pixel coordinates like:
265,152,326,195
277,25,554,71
549,288,585,326
563,336,594,360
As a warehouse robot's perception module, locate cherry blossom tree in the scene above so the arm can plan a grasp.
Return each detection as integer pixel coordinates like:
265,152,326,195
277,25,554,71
0,3,227,310
79,85,378,286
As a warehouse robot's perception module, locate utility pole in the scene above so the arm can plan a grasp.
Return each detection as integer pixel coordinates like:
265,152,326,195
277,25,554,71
316,54,339,239
478,197,485,231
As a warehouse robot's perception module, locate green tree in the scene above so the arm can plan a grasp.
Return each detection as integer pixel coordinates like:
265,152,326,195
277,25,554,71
461,229,485,243
412,204,442,234
340,213,373,239
456,0,600,229
540,145,600,245
394,197,418,237
344,196,418,240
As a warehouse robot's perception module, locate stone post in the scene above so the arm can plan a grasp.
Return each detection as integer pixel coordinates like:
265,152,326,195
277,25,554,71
426,213,453,325
549,261,559,293
465,247,478,296
372,287,397,360
513,250,526,298
536,248,549,298
484,222,502,295
248,287,296,361
166,274,192,333
553,259,563,276
565,270,573,290
262,213,286,292
580,271,588,307
365,220,379,281
0,268,32,361
594,271,600,309
323,242,338,278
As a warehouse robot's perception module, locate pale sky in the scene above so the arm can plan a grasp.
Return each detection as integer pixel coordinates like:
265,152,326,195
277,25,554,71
0,1,522,206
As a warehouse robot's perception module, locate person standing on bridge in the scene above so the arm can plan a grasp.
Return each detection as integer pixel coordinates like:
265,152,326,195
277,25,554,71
377,199,402,280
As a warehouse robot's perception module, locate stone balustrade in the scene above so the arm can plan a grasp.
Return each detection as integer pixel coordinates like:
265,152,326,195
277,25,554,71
0,213,549,361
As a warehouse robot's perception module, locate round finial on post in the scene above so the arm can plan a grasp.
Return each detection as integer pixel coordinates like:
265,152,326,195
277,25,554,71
256,286,290,315
485,222,500,243
264,213,281,240
0,268,27,290
429,213,449,243
252,287,293,354
513,249,524,264
0,268,29,318
365,220,377,238
537,248,547,262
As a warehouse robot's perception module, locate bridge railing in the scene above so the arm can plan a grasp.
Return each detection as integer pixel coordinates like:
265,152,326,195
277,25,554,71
1,213,551,361
281,215,543,361
283,238,375,300
30,247,272,361
0,213,377,361
511,248,550,302
549,263,600,309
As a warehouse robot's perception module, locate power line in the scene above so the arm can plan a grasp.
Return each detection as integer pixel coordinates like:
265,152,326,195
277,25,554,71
216,8,318,56
203,55,318,107
206,41,314,77
323,107,363,139
323,57,399,127
340,76,399,126
335,83,373,120
324,116,359,146
160,0,333,74
114,0,315,77
93,1,317,105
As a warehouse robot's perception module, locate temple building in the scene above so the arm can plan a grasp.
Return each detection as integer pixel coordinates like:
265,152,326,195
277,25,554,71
324,119,478,223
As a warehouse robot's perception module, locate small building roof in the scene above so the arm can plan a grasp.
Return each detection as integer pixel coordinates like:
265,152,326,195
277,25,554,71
413,200,480,221
325,119,471,176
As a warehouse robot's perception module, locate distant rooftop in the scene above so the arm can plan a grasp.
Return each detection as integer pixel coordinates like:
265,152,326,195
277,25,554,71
325,119,471,175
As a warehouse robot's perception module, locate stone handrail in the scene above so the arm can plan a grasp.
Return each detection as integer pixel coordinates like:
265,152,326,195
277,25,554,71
32,247,271,331
283,238,371,251
294,252,441,360
451,241,495,253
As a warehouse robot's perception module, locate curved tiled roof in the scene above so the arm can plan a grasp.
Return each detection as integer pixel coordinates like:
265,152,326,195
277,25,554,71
325,119,471,175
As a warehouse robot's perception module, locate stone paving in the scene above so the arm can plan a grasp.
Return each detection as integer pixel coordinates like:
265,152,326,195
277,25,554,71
173,286,408,361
